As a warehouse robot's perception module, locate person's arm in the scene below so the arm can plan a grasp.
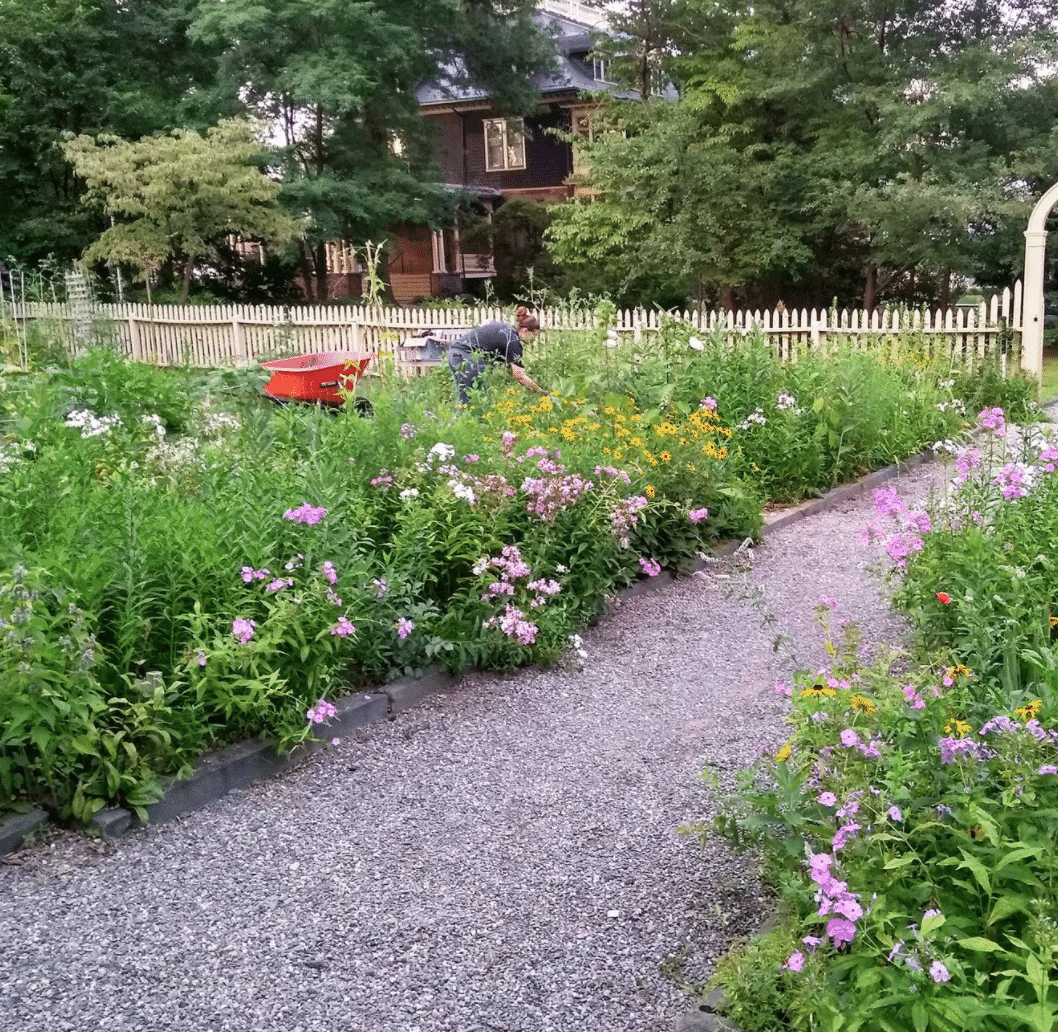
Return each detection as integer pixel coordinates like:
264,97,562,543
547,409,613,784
510,363,547,394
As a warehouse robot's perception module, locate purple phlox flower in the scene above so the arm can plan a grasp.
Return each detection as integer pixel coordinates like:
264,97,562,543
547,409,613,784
826,917,856,948
283,502,328,524
860,521,885,545
780,951,805,973
836,792,862,818
232,618,256,644
936,804,953,816
817,791,838,807
321,561,338,585
819,594,838,609
832,822,862,851
811,711,828,723
463,453,480,463
501,431,518,455
484,604,539,646
1038,765,1058,775
396,616,415,640
774,681,791,698
593,465,632,484
955,447,983,485
327,588,343,607
284,553,304,571
979,715,1019,736
923,909,942,921
887,940,906,963
874,485,906,517
639,557,661,577
372,577,388,599
801,936,823,953
809,853,834,881
939,736,986,764
977,406,1006,437
688,507,710,524
370,472,393,488
241,565,270,583
839,728,861,749
399,422,418,439
527,577,562,597
700,396,718,411
930,961,951,984
1024,719,1048,742
265,577,295,593
887,805,904,822
1039,445,1058,473
196,650,207,667
330,616,356,638
858,739,882,760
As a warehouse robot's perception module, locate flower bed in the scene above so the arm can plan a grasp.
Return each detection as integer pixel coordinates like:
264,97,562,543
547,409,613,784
0,328,1037,823
708,407,1058,1032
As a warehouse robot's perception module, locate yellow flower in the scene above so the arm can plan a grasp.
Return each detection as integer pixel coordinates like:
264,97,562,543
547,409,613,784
1050,615,1058,628
631,436,645,448
800,684,837,699
849,694,876,715
1013,700,1043,723
944,718,972,738
645,485,656,499
659,451,672,463
945,664,973,681
718,448,728,459
776,743,792,763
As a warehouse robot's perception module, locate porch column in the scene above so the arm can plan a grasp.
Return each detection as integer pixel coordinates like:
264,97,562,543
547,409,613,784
1022,181,1058,380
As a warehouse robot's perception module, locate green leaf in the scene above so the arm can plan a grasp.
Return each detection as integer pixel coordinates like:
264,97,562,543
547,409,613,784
957,852,992,894
988,896,1028,925
956,936,1003,952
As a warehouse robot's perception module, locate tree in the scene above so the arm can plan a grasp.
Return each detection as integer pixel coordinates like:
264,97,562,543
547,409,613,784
190,0,556,300
550,0,1058,309
64,120,299,301
0,0,228,264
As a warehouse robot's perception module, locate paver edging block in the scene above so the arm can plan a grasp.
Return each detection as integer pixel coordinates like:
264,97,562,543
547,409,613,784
0,807,49,857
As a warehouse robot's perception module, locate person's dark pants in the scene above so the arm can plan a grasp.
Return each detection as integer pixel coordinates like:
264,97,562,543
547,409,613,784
447,344,489,405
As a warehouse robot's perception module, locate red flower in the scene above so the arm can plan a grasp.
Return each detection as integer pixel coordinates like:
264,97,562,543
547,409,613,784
936,592,952,604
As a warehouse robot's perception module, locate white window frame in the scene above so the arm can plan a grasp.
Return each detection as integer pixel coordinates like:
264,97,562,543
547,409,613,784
483,117,526,172
592,57,614,85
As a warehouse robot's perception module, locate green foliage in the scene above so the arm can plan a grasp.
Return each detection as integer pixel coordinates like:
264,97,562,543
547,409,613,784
63,119,299,301
0,323,1029,821
709,587,1058,1031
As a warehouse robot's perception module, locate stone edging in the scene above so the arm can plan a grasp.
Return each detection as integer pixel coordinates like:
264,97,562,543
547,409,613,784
0,446,933,860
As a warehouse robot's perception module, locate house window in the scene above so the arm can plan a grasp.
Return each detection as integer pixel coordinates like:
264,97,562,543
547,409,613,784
592,57,614,85
484,118,526,171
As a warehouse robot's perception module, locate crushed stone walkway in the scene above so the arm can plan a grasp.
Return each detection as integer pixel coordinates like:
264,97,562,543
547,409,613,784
0,463,948,1032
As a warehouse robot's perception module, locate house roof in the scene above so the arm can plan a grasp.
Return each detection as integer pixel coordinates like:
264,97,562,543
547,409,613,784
416,9,640,108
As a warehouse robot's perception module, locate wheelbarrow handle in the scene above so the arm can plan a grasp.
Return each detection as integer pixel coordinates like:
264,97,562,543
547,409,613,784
319,380,340,388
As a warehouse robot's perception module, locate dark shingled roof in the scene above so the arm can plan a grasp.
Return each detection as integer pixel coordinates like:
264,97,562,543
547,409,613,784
416,10,640,107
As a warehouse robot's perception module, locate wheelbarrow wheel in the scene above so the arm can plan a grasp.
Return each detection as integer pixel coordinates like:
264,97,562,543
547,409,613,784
352,397,374,418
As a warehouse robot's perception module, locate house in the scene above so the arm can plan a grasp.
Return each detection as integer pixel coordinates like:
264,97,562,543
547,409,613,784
386,0,637,304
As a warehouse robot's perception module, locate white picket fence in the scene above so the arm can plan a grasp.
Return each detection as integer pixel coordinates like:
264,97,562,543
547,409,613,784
3,285,1024,374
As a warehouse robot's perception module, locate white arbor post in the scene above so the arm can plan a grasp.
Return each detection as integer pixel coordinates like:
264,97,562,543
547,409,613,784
1022,181,1058,380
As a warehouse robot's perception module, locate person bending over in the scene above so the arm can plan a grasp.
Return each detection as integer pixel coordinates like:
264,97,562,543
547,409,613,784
447,312,546,406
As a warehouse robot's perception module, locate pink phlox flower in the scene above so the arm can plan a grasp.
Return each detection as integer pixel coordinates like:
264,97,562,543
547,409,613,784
826,917,856,948
839,728,861,749
241,566,270,583
809,853,834,881
232,619,256,644
371,577,388,599
860,521,884,545
485,604,538,646
463,454,480,463
396,617,415,640
886,532,924,567
700,396,718,411
527,578,562,597
399,422,418,439
501,431,518,454
307,698,338,724
330,616,356,637
780,951,805,973
283,502,328,524
994,462,1031,501
593,465,632,484
955,447,983,485
321,561,338,585
817,791,838,807
836,792,862,818
977,406,1006,437
979,715,1019,736
688,507,710,524
902,685,926,710
284,554,304,571
774,681,791,698
327,588,343,607
874,485,906,518
818,594,838,609
370,473,393,488
1039,445,1058,473
1038,765,1058,775
905,509,932,535
196,650,207,667
939,736,986,764
486,581,516,597
801,936,823,953
639,557,661,577
265,577,294,593
887,805,903,822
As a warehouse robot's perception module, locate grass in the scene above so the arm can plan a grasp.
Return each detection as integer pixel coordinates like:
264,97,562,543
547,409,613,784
1042,344,1058,402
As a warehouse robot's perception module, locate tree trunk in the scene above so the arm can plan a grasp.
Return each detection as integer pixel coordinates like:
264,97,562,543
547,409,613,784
720,285,734,312
314,240,328,301
179,257,194,304
940,266,951,310
297,240,316,301
863,264,876,311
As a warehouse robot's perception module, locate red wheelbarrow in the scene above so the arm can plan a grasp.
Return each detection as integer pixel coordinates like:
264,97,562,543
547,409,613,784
260,351,373,409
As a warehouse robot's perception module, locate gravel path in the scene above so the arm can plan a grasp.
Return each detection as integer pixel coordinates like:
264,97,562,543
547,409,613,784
0,463,945,1032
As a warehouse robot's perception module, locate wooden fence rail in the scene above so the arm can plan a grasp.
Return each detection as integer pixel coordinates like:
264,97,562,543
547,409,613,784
2,285,1024,375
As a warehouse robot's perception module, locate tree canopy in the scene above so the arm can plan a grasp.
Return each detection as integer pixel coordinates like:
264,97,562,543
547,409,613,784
550,0,1058,308
63,120,299,301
